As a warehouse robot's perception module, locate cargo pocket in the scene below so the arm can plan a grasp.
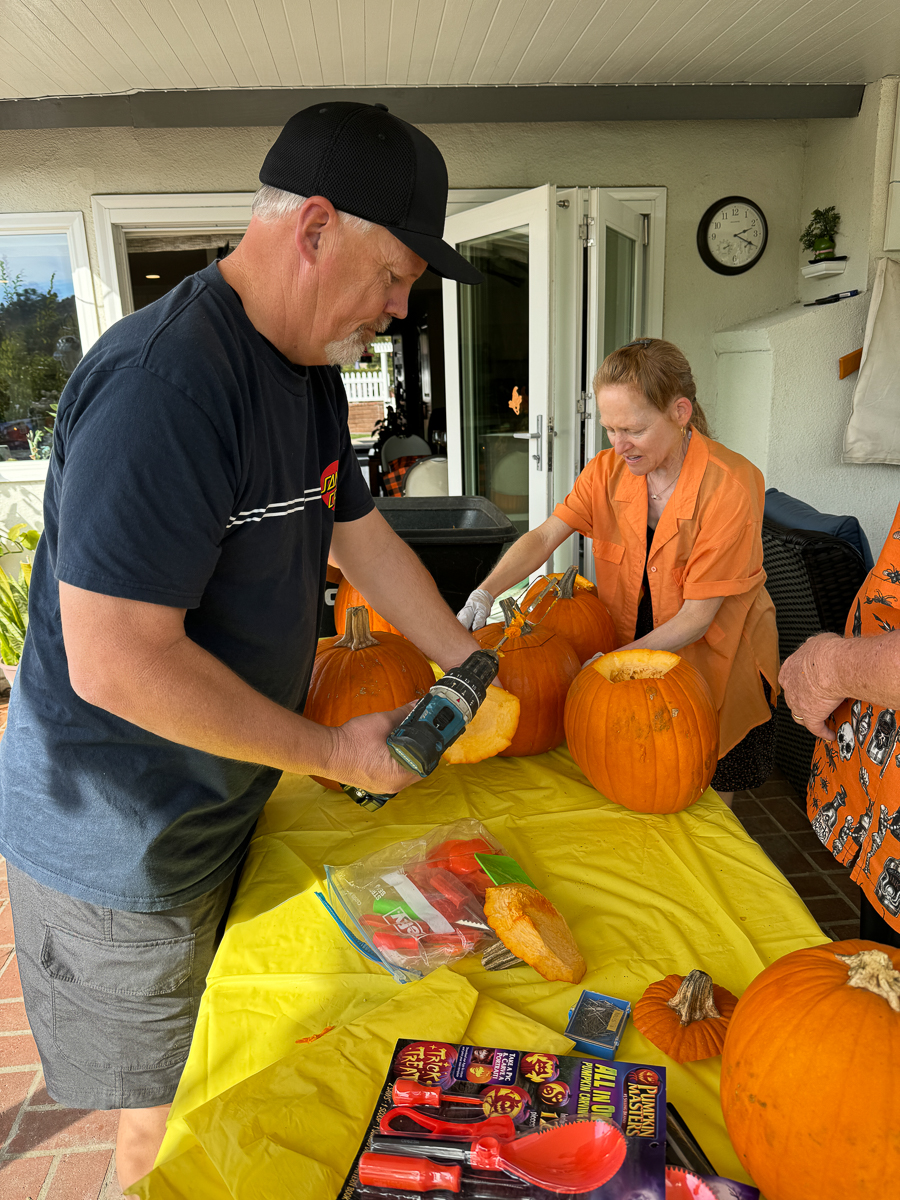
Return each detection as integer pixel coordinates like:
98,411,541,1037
592,540,625,566
42,925,196,1071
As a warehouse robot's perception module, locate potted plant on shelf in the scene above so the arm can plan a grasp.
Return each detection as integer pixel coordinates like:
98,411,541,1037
0,524,40,686
800,206,841,261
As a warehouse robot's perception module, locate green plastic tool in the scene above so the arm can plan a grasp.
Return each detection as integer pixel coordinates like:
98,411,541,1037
373,896,417,919
475,853,537,889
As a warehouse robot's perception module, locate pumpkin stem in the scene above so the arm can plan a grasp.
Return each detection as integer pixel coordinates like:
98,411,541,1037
557,565,578,600
666,970,722,1026
835,949,900,1012
500,596,533,637
333,606,381,651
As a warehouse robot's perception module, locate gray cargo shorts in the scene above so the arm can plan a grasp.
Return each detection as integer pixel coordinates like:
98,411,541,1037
7,863,237,1111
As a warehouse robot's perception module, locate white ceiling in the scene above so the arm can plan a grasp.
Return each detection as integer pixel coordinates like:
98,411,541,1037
0,0,898,103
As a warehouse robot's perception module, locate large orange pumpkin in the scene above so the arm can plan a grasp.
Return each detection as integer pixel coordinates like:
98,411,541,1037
563,648,718,812
304,606,433,789
720,940,900,1200
474,598,580,756
334,577,402,637
521,566,617,663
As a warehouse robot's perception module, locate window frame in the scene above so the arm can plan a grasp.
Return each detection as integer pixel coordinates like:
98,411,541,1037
0,210,101,351
91,193,255,330
0,211,101,483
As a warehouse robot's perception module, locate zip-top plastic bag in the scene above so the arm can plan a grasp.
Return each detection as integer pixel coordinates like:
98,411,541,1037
317,819,504,983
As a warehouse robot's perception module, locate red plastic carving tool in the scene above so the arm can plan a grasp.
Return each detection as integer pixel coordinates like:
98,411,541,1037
392,1080,486,1108
665,1166,718,1199
379,1107,516,1141
358,1152,461,1193
368,1119,628,1193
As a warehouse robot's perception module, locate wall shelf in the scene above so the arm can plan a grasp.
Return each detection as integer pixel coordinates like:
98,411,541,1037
802,259,847,279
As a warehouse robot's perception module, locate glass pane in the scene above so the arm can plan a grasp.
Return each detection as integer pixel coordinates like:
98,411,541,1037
603,226,636,358
0,232,82,460
457,226,530,534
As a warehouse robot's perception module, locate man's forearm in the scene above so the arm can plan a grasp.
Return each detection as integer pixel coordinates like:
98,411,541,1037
818,630,900,710
75,630,340,777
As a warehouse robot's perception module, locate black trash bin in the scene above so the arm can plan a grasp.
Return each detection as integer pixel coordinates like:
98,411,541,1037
374,496,519,614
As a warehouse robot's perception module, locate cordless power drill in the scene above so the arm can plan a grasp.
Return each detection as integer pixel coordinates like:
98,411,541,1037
342,648,500,811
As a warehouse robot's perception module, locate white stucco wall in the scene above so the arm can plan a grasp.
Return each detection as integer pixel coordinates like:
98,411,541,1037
0,95,893,542
715,77,900,554
0,115,808,409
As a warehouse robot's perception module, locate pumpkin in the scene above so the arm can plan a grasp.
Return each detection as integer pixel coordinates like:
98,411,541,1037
483,883,586,984
633,969,738,1063
334,577,402,637
521,566,617,663
474,598,581,756
441,683,521,765
304,606,434,790
720,939,900,1200
564,648,718,812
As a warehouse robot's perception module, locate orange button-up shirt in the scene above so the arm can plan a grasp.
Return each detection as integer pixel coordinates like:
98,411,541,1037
554,432,779,756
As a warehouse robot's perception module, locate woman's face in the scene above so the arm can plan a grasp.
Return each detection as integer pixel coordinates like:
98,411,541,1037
596,382,687,477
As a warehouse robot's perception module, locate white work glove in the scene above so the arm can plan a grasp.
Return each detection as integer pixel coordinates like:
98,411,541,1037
457,588,494,631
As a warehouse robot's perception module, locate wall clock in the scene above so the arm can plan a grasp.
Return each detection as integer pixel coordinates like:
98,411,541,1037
697,196,768,275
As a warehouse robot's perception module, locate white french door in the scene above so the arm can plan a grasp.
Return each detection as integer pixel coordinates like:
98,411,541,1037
442,185,652,582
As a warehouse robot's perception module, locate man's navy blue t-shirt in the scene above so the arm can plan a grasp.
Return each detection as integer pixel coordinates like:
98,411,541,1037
0,262,374,911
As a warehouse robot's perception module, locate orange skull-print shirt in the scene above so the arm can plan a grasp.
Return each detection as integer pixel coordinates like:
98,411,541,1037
807,499,900,932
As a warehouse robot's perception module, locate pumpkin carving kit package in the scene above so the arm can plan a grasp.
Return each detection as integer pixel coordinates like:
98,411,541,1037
339,1037,667,1199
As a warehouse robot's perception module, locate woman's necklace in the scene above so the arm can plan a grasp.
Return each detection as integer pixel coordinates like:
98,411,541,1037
648,430,691,500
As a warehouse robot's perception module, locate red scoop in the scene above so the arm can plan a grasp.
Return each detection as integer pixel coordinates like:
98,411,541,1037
369,1118,627,1193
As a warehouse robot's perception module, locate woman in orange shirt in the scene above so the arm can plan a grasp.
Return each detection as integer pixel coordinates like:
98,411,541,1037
458,339,779,804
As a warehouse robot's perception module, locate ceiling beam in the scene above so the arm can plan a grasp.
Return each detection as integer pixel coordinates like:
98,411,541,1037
0,84,865,130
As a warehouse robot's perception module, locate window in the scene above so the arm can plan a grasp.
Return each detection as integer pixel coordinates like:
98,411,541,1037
0,213,99,464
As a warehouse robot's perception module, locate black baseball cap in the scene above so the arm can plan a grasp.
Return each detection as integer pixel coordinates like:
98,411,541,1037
260,101,483,285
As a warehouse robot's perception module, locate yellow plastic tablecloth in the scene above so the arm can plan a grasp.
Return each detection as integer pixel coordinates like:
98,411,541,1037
135,746,825,1200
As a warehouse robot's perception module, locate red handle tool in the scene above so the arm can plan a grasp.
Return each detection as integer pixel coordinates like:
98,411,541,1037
358,1152,461,1192
392,1079,486,1108
379,1107,517,1141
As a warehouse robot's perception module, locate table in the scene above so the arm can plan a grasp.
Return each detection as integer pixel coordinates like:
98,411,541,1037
134,747,824,1200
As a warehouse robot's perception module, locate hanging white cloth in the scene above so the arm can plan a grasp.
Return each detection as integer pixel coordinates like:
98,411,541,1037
843,256,900,464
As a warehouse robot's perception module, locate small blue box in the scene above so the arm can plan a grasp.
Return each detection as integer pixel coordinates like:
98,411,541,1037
565,989,631,1059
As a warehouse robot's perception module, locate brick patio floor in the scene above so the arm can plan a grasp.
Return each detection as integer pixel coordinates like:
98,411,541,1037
0,692,861,1197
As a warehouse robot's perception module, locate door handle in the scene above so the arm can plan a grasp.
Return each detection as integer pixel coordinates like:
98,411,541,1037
511,416,543,469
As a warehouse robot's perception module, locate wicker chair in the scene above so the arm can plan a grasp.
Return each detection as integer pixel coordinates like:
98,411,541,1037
761,515,869,798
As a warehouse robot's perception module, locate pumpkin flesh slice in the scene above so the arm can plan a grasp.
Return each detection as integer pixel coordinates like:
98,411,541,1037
483,883,586,984
442,684,520,765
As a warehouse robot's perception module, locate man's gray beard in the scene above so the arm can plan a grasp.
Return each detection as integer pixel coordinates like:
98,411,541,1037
324,317,392,366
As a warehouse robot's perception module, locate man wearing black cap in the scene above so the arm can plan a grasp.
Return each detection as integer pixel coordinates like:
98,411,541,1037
0,103,482,1194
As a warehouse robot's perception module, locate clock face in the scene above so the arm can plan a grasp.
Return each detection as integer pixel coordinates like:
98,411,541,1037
697,196,768,275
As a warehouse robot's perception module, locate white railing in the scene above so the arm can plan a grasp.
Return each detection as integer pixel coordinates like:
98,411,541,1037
341,341,393,419
342,370,390,402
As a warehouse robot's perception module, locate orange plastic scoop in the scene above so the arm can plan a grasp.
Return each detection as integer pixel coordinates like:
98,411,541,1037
369,1118,627,1193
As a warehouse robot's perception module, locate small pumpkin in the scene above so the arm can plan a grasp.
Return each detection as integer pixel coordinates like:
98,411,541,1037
475,598,580,756
521,566,617,663
334,577,403,637
633,969,738,1063
564,648,719,812
304,606,434,790
720,939,900,1200
483,883,586,984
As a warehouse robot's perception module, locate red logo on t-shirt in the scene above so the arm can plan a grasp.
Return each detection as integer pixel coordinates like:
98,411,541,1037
321,460,339,510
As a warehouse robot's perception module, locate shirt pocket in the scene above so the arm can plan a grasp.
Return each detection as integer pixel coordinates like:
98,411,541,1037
592,540,625,566
42,924,196,1071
